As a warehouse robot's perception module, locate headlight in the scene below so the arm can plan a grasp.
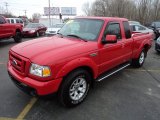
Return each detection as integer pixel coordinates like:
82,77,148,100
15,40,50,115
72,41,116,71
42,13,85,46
30,63,51,77
30,30,36,33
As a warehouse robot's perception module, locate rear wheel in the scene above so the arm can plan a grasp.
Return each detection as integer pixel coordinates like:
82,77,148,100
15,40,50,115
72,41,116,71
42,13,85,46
131,49,146,68
14,31,22,43
58,69,91,107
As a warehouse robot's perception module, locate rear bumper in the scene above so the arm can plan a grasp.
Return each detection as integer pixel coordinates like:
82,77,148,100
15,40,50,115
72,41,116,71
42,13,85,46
45,32,56,36
8,62,63,96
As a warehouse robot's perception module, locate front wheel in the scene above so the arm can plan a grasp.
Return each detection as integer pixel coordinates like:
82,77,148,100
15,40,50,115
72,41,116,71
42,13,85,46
58,69,91,107
14,31,22,43
131,50,146,68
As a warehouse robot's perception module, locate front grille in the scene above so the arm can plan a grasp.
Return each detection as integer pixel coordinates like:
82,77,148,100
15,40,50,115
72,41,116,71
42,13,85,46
49,31,56,33
9,52,26,74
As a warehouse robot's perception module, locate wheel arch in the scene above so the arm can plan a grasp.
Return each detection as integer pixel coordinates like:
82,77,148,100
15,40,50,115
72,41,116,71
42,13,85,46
55,57,98,80
15,28,22,35
143,44,151,57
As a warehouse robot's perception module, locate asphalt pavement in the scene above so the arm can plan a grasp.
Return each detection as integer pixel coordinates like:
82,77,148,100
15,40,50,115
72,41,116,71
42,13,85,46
0,37,160,120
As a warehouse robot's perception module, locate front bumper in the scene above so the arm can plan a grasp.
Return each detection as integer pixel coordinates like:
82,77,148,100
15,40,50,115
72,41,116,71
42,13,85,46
155,42,160,51
8,62,63,96
22,32,36,37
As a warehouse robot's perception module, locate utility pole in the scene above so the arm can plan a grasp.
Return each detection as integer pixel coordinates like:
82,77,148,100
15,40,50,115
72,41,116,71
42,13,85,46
48,0,51,27
24,10,27,17
4,2,9,14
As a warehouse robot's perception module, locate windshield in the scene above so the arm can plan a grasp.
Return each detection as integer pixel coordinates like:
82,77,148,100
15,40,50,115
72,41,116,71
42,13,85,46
25,23,39,28
58,19,104,41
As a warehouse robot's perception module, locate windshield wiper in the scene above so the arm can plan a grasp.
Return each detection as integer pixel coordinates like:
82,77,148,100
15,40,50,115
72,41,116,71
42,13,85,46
67,34,87,42
57,32,64,38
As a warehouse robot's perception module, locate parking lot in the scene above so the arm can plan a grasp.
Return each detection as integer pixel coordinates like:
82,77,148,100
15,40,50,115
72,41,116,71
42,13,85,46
0,37,160,120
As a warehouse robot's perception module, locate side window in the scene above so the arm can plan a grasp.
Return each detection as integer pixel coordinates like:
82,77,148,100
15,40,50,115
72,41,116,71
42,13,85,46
0,16,6,24
123,21,131,39
16,19,20,23
7,19,10,23
104,23,122,39
135,25,145,31
20,20,23,23
11,19,14,23
138,25,146,30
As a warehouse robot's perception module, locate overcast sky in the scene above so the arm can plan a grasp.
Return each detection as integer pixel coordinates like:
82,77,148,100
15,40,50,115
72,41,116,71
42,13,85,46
0,0,94,18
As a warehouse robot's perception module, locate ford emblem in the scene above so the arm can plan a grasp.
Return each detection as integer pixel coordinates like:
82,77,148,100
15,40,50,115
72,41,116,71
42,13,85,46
13,59,17,66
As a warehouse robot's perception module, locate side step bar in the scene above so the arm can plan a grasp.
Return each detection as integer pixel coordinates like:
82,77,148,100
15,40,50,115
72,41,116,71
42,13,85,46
96,63,130,82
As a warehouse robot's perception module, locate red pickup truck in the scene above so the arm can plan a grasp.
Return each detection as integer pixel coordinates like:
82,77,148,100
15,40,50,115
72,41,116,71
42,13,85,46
8,17,152,107
0,15,22,43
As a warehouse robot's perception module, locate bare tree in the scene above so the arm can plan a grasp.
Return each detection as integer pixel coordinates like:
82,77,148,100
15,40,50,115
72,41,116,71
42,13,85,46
32,13,41,19
0,6,6,15
83,0,160,25
82,2,92,16
92,0,106,16
152,0,160,21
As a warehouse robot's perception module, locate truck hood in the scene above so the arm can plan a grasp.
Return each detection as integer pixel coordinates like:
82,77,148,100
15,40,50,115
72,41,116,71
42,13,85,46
11,36,97,65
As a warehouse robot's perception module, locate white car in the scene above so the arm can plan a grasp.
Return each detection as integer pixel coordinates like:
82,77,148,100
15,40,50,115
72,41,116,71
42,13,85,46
6,18,24,27
130,23,155,39
46,23,64,36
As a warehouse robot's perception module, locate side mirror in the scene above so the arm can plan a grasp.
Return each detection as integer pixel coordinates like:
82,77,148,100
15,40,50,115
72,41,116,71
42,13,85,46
102,35,117,44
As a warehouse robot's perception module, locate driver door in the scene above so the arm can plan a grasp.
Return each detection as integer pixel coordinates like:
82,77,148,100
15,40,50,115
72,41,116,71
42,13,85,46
99,22,124,74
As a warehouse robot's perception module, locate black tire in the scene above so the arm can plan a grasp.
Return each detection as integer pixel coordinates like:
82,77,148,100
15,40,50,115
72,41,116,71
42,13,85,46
131,49,146,68
58,69,91,107
14,31,22,43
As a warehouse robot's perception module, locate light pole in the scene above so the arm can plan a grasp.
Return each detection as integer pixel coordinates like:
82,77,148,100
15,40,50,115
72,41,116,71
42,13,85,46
4,2,8,14
24,10,27,17
48,0,51,27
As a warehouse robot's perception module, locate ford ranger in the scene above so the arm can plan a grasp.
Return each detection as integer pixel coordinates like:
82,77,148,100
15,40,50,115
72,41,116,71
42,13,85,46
8,17,152,107
0,15,22,43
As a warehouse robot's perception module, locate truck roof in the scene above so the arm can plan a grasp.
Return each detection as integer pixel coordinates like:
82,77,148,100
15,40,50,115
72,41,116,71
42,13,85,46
76,16,128,21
